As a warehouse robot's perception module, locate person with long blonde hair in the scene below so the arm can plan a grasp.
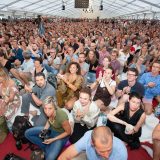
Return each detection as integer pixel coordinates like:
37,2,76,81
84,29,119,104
0,66,21,129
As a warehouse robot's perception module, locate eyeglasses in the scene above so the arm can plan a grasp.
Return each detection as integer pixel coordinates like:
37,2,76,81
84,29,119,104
127,73,136,76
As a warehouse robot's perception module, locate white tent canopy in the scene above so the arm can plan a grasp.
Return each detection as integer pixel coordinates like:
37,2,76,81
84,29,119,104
0,0,160,19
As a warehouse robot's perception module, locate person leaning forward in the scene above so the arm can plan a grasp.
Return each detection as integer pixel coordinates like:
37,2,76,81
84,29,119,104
58,126,128,160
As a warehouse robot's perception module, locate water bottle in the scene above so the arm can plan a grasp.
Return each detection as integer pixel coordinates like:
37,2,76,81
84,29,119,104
97,113,107,127
155,104,160,117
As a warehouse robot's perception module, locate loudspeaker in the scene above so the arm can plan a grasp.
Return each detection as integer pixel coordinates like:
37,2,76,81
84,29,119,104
75,0,89,8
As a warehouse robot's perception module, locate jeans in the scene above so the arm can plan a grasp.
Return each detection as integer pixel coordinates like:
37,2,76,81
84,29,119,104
44,64,58,75
25,127,69,160
87,72,96,83
21,93,47,126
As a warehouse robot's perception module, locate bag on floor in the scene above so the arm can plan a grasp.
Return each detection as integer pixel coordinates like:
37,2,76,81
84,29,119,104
30,148,45,160
12,116,32,149
0,116,9,144
3,153,26,160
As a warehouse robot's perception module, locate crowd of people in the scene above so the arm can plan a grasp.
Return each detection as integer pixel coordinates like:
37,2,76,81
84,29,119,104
0,17,160,160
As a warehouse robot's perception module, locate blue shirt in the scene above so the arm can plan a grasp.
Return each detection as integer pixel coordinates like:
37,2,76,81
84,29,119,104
66,54,78,64
74,131,128,160
30,50,42,60
139,72,160,99
12,48,24,63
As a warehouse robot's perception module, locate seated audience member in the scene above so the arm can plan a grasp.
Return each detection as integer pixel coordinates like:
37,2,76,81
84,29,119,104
96,56,115,80
28,43,42,60
10,51,34,86
78,52,89,85
139,61,160,115
152,123,160,160
58,126,128,160
129,56,146,80
21,72,55,126
56,62,83,108
69,87,100,143
0,67,21,129
50,37,62,54
60,47,78,74
86,50,99,83
32,57,48,81
117,45,130,74
91,67,116,112
98,45,110,66
0,50,13,72
107,92,146,149
116,68,145,105
25,96,71,160
110,49,121,77
44,48,61,75
9,39,24,64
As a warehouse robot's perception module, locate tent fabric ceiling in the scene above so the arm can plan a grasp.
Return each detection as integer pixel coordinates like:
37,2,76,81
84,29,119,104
0,0,160,18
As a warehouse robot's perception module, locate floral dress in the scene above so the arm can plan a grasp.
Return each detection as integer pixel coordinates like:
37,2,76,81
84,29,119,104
0,84,21,122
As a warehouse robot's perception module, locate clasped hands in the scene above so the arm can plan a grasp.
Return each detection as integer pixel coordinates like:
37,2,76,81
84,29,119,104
76,109,85,119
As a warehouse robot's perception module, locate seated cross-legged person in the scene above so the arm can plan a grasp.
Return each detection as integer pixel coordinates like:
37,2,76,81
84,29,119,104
11,51,34,86
91,67,116,112
116,68,145,105
25,96,71,160
21,72,55,126
139,62,160,115
107,92,146,149
69,87,100,144
56,62,83,108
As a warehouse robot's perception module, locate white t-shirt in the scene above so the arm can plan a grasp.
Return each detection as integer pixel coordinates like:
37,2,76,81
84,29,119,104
21,59,34,73
99,79,116,88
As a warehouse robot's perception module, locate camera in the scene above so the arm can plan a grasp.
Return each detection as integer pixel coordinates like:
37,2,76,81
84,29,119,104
3,153,25,160
16,140,22,150
39,129,51,141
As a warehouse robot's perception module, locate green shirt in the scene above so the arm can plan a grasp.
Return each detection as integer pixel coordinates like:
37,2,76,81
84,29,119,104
49,109,68,133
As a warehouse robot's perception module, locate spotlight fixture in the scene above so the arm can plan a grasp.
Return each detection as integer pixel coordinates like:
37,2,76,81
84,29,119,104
99,0,103,10
62,0,65,10
99,4,103,10
62,5,65,10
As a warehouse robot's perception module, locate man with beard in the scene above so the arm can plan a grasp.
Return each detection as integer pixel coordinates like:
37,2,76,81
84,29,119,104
28,43,42,60
78,52,89,85
21,72,55,126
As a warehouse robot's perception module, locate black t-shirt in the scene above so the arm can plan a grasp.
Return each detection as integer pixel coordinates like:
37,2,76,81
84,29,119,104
4,60,12,72
117,80,145,97
70,43,79,52
86,59,99,73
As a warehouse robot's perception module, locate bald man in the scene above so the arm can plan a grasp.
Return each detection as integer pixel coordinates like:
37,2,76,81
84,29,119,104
58,126,127,160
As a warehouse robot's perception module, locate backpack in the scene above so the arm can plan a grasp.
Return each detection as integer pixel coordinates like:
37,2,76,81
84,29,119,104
12,116,32,149
0,116,9,144
3,153,26,160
